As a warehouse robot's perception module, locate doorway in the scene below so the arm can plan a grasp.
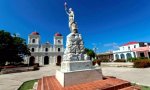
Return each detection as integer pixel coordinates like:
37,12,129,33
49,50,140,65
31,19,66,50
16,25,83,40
44,56,49,65
56,56,61,66
29,56,35,66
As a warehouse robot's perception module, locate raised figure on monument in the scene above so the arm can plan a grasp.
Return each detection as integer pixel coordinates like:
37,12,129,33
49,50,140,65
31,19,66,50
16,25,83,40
63,2,86,62
64,2,78,33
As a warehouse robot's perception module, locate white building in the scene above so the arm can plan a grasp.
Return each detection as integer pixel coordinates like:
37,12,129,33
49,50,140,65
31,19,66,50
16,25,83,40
24,32,64,66
113,42,150,61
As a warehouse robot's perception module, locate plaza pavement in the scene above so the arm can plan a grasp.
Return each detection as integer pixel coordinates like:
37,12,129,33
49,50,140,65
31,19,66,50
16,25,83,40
0,65,150,90
0,65,60,90
102,66,150,87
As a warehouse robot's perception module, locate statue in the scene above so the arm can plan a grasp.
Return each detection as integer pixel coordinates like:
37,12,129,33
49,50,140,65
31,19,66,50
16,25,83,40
64,2,78,33
63,2,88,61
55,2,102,87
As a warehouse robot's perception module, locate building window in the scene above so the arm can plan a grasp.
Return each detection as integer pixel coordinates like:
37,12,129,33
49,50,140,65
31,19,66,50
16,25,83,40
58,40,61,44
128,46,130,50
31,48,34,52
58,48,60,52
134,45,136,48
32,39,35,43
45,48,48,52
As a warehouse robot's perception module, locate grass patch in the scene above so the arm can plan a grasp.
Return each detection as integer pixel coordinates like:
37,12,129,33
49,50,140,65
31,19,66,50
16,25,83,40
18,79,38,90
132,83,150,90
141,85,150,90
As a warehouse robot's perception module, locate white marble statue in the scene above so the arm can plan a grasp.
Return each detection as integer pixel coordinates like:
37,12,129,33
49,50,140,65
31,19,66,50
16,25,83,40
63,2,90,61
64,2,78,33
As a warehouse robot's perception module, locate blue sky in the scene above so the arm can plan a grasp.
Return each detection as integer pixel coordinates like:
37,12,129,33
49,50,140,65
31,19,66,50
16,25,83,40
0,0,150,53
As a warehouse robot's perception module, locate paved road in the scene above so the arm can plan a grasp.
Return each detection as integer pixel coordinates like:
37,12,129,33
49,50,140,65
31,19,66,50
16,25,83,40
0,65,60,90
0,65,150,90
102,67,150,87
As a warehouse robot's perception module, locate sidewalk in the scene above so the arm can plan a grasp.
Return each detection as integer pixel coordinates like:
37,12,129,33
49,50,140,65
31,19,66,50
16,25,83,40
0,65,60,90
102,67,150,87
0,65,150,90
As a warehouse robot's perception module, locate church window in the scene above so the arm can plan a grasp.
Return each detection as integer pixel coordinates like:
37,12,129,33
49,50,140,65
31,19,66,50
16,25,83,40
45,48,48,52
32,39,35,43
31,48,34,52
58,48,60,52
58,40,61,44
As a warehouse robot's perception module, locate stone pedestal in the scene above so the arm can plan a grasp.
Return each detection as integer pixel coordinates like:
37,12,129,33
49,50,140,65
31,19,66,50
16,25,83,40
60,60,93,72
56,60,103,87
56,67,103,87
55,17,103,87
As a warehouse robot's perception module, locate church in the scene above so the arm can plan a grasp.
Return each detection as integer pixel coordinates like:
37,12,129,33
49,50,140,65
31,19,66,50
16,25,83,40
24,32,64,66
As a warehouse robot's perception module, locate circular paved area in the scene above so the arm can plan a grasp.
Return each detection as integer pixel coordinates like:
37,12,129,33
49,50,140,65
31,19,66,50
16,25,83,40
0,65,150,90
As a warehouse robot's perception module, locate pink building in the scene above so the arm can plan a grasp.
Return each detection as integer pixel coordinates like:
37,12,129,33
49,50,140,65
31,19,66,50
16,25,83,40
113,42,150,61
132,45,150,58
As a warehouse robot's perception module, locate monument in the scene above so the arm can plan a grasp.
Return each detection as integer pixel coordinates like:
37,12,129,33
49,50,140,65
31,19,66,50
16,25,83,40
56,2,103,87
36,2,141,90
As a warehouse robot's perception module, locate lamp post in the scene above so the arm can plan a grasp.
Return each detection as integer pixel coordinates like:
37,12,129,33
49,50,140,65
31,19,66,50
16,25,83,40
93,47,98,60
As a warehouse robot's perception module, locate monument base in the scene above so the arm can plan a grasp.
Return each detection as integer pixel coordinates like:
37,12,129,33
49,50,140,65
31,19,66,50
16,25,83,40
60,60,93,72
56,68,103,87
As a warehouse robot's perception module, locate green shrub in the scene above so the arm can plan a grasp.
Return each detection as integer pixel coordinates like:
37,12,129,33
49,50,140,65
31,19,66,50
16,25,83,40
128,57,150,62
114,59,126,62
139,57,148,60
101,59,110,62
92,60,101,66
127,58,138,62
133,60,150,68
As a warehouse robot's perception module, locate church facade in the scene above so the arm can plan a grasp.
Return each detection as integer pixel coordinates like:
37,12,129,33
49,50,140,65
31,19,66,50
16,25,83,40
24,32,64,66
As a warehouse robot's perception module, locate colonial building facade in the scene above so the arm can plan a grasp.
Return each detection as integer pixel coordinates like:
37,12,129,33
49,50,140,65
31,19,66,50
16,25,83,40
113,42,150,61
24,32,64,66
96,51,113,61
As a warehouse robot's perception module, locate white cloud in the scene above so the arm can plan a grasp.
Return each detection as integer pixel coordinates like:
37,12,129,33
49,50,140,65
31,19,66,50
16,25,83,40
92,42,101,46
11,33,21,37
16,33,20,37
103,42,119,50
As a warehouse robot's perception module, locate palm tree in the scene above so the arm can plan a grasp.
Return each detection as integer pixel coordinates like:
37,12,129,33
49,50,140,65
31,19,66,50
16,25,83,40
85,48,96,60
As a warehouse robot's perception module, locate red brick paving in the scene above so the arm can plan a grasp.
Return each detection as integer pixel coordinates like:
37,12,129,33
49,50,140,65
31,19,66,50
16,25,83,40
37,76,141,90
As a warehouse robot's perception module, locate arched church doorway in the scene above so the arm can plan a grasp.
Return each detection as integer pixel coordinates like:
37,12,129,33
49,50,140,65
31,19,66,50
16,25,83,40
44,56,49,65
56,56,61,66
29,56,35,66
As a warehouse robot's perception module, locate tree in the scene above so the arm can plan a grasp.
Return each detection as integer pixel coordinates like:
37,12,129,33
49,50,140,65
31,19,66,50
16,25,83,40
85,48,96,60
0,30,30,66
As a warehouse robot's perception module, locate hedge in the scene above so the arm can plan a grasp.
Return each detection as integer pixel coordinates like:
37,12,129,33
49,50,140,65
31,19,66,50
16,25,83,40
114,59,126,62
133,59,150,68
92,60,101,66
